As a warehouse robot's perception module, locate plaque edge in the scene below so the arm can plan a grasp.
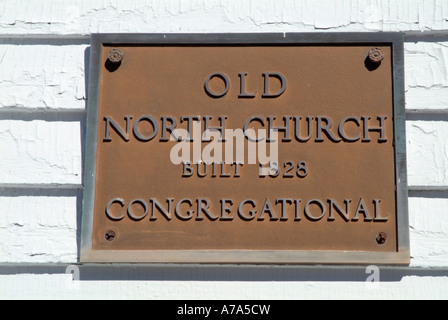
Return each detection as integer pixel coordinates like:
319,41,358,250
80,32,410,265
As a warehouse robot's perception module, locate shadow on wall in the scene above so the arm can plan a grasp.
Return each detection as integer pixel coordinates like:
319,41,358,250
0,263,447,282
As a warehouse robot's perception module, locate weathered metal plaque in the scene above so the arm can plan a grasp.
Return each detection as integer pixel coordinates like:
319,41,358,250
81,33,410,264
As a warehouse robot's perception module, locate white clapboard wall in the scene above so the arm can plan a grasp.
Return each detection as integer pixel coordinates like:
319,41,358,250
0,0,447,299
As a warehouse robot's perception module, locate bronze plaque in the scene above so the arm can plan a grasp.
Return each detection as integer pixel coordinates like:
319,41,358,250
81,33,410,264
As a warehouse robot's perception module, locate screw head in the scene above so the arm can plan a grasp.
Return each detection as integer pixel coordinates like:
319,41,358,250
105,230,116,241
107,49,124,63
376,232,387,244
368,47,384,63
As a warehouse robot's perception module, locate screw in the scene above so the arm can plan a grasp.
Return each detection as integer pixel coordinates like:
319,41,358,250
376,232,387,244
368,47,384,63
107,48,124,63
105,230,116,241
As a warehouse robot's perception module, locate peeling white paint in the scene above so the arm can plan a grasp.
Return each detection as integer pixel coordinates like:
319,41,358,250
407,121,448,187
405,42,448,110
0,197,77,263
0,120,82,185
0,45,87,110
409,197,448,267
0,0,448,34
